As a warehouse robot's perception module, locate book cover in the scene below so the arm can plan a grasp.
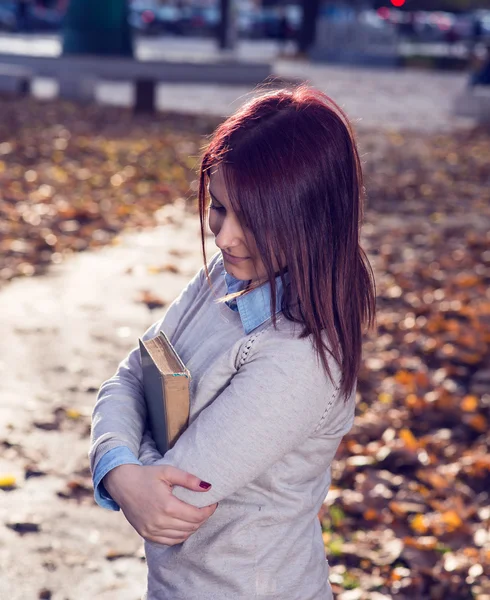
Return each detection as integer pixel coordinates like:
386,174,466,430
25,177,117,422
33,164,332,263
139,330,191,456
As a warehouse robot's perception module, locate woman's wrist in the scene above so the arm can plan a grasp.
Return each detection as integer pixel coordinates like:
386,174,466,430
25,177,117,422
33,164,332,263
103,463,138,505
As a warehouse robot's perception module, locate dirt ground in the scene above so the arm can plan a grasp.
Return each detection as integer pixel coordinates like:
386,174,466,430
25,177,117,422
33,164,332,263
0,202,216,600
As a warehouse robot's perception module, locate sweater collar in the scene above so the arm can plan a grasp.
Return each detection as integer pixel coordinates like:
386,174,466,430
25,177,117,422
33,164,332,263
222,261,284,335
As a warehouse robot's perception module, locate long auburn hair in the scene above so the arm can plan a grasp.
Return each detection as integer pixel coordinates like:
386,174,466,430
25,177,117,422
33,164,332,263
198,85,376,402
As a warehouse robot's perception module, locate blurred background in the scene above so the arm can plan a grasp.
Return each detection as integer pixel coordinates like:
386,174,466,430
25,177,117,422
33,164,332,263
0,0,488,114
0,1,489,600
0,0,489,62
0,0,489,48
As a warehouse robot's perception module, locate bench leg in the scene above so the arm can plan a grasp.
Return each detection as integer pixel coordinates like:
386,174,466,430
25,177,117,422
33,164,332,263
0,75,32,97
19,77,31,97
134,79,156,114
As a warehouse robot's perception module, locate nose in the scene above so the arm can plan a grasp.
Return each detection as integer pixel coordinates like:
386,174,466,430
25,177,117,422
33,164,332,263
214,213,242,252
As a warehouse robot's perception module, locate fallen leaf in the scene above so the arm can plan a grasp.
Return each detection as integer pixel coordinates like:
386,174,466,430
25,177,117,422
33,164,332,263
0,474,16,489
6,521,41,534
136,290,166,310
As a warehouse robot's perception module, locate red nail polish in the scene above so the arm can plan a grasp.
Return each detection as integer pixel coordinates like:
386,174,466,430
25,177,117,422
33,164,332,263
199,481,211,489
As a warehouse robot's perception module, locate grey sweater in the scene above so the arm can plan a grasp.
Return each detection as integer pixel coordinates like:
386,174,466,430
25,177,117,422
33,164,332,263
90,252,356,600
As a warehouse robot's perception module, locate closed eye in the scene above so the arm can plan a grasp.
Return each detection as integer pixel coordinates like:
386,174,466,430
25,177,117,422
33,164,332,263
208,191,226,213
209,202,226,213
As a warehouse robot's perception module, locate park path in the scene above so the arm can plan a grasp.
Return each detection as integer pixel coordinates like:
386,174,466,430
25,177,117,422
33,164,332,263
0,203,216,600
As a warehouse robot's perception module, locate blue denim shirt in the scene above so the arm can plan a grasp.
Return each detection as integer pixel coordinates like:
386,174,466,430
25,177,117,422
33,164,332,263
93,268,284,510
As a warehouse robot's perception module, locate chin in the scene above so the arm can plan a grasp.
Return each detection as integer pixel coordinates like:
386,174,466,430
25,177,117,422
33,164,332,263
224,264,252,281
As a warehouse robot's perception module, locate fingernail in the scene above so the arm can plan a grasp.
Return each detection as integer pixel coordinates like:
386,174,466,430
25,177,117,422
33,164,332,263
199,481,211,489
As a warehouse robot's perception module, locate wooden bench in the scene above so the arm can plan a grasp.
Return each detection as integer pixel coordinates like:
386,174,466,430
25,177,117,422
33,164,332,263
0,53,272,113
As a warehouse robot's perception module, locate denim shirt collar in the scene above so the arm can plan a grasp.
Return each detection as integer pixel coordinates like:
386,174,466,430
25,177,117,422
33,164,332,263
223,265,284,335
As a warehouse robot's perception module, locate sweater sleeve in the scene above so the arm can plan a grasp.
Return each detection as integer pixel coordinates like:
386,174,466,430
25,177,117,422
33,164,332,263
153,330,344,508
89,254,218,477
93,446,142,510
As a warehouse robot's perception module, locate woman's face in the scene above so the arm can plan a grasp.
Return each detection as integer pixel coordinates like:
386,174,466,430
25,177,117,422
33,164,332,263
208,168,266,282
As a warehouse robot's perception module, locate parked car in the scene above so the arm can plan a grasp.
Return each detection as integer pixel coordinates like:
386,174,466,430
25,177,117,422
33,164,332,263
241,5,300,40
358,8,391,30
129,1,181,36
177,6,219,37
413,11,455,42
28,4,64,31
129,5,159,35
0,1,63,32
236,8,260,39
156,5,182,35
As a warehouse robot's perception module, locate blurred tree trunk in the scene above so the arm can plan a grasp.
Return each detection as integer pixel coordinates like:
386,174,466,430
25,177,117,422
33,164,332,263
218,0,232,50
62,0,133,57
297,0,321,54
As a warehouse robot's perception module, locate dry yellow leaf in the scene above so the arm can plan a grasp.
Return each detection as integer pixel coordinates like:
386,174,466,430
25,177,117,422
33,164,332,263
468,414,487,433
418,470,450,490
363,508,377,521
395,370,413,386
405,393,419,408
473,456,490,471
403,535,438,550
66,408,81,419
399,428,419,451
147,266,161,275
410,514,428,534
415,372,430,387
391,568,405,581
379,392,393,404
455,273,480,287
459,352,484,365
0,474,16,489
441,510,463,532
461,395,478,412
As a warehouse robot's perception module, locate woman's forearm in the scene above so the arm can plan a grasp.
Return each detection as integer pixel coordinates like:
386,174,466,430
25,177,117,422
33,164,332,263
89,321,162,475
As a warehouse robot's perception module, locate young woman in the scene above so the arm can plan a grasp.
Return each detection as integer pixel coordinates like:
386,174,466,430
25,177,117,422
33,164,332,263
90,85,376,600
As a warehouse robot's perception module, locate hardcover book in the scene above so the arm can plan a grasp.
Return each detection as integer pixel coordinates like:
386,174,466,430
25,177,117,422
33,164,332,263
139,331,190,456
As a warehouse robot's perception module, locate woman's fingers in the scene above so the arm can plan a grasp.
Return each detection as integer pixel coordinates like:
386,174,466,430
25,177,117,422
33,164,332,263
156,464,213,493
152,528,192,540
108,464,219,545
164,496,218,525
147,535,188,546
157,516,200,533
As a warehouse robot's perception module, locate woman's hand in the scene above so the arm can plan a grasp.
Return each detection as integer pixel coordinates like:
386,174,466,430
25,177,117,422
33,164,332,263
103,464,218,546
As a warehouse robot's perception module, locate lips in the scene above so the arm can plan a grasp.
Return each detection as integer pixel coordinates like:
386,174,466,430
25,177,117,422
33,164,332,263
222,250,249,264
